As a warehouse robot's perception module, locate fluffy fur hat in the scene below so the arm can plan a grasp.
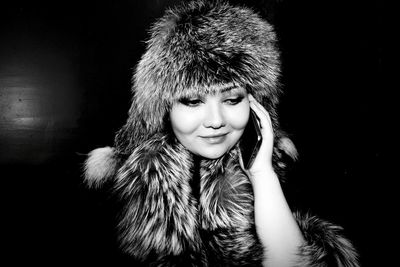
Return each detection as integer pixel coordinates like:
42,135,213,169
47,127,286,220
115,0,283,154
85,0,297,185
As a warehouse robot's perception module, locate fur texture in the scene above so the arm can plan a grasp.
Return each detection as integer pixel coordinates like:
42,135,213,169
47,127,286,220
93,134,358,266
114,0,285,156
295,212,360,267
114,135,264,266
84,1,360,266
84,146,119,187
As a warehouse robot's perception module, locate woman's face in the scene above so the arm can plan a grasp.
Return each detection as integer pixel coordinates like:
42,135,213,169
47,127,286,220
169,86,250,159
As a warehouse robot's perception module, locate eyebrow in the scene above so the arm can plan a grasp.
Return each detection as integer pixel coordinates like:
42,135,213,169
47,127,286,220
220,85,241,93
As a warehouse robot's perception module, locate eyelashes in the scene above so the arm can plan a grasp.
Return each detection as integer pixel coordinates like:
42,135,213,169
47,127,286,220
225,95,244,105
178,95,245,107
179,97,203,107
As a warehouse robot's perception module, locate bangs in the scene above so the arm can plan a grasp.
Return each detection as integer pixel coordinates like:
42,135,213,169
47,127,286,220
168,82,244,102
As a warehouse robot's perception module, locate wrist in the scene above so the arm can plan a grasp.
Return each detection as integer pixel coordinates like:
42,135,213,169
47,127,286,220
248,163,276,181
248,167,281,193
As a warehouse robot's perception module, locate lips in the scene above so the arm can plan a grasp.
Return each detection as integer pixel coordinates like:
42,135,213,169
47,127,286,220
200,133,228,144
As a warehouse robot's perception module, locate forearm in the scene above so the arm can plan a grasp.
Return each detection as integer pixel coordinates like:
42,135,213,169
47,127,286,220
250,169,305,267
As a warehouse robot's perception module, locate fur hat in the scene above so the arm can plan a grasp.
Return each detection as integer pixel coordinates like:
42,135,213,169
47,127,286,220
85,0,297,185
115,0,283,154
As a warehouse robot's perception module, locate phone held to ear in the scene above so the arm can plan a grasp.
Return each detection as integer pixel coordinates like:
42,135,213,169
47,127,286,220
240,110,262,169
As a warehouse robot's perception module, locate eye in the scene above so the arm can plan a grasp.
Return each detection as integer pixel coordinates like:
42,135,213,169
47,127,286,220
224,96,244,105
179,97,203,107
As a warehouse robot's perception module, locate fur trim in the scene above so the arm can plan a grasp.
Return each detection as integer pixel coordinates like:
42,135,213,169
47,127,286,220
85,133,359,266
199,148,264,266
115,0,282,154
84,147,119,188
114,135,201,262
277,136,298,161
294,212,360,267
273,135,298,179
114,135,263,265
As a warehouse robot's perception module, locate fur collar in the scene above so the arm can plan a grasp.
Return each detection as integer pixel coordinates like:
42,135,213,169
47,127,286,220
112,134,263,264
84,134,360,266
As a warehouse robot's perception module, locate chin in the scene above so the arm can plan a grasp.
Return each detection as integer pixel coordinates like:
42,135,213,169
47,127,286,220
198,147,230,160
202,153,224,160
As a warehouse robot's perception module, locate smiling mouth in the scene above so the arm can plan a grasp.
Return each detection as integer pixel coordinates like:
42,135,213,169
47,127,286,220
200,133,228,144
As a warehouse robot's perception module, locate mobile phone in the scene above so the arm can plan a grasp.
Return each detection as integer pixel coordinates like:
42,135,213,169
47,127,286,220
240,110,262,169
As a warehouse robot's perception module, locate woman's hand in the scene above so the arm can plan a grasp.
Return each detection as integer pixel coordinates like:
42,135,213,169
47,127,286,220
239,94,275,177
241,95,305,267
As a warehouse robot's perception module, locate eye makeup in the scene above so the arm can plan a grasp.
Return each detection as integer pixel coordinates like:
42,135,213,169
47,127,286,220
176,85,247,106
222,86,247,104
178,95,204,106
224,95,245,105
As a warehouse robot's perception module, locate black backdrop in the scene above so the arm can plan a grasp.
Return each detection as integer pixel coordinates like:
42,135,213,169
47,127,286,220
0,0,391,266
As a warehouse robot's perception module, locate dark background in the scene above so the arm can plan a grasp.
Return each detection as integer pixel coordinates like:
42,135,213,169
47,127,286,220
1,0,391,266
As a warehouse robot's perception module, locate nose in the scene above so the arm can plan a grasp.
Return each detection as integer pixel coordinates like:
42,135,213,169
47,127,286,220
203,102,226,129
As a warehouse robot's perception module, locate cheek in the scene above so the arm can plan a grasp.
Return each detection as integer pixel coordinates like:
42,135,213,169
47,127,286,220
227,102,250,131
169,106,200,137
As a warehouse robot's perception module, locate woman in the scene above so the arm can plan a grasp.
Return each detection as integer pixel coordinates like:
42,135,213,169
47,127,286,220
84,1,359,266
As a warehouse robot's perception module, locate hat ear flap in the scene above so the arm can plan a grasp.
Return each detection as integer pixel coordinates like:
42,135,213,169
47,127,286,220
277,136,298,161
114,94,169,155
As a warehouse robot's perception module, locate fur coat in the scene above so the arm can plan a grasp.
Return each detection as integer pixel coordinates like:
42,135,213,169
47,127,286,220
85,134,359,266
84,1,360,266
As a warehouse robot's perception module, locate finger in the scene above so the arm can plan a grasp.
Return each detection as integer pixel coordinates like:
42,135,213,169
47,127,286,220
248,95,271,124
248,96,273,132
248,94,270,120
250,104,274,146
